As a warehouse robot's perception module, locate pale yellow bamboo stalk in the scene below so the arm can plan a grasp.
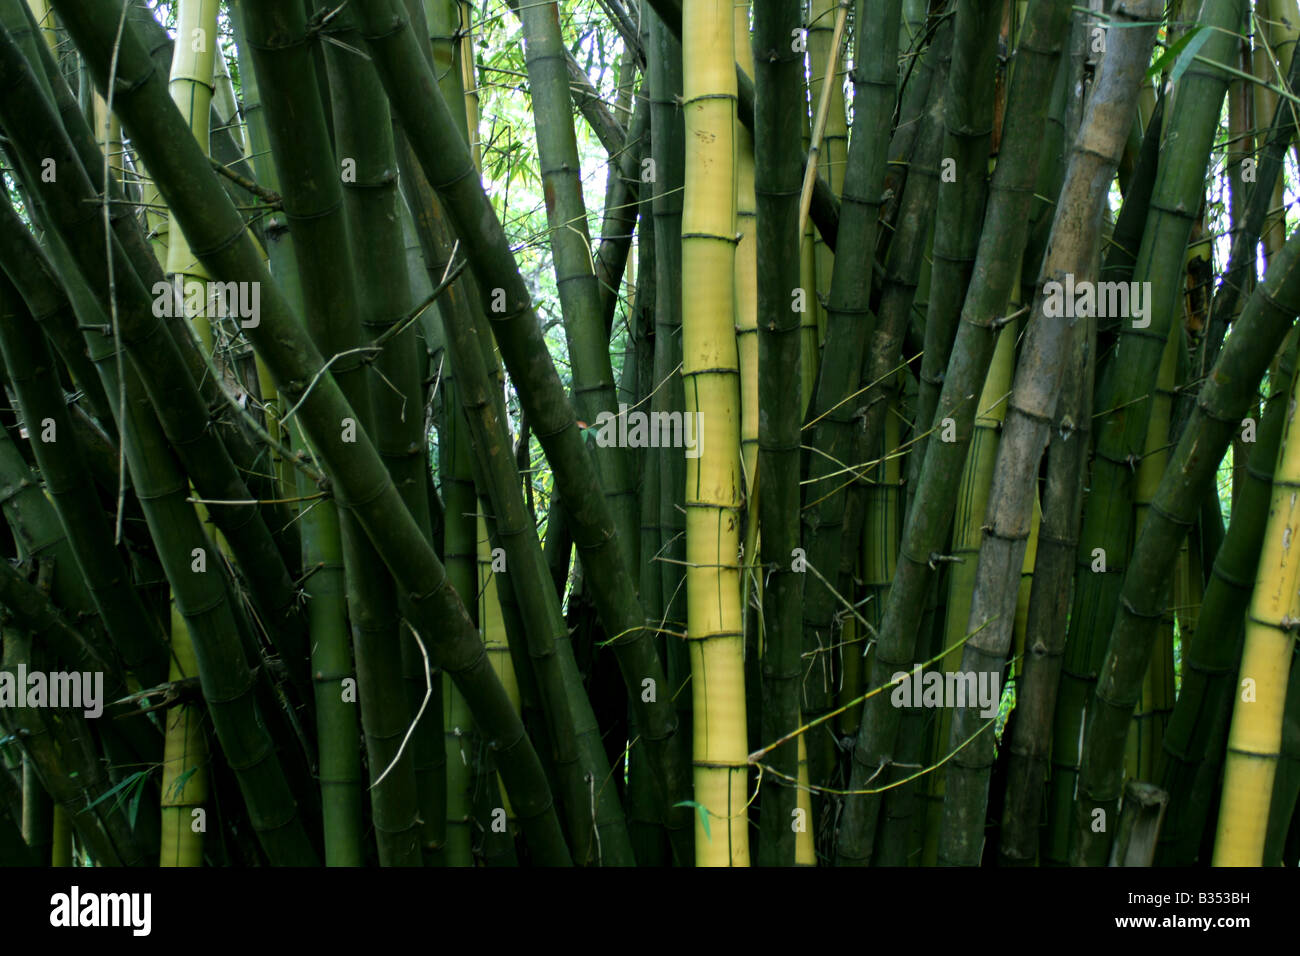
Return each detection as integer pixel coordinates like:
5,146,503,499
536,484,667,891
166,0,219,352
212,43,246,155
478,513,519,822
160,604,208,866
798,0,849,237
795,735,815,864
682,0,748,866
460,0,482,171
25,0,56,54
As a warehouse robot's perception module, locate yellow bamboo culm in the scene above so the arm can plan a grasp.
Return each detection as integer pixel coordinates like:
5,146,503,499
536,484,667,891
795,735,815,865
459,0,482,171
477,513,518,822
26,0,57,54
1212,363,1300,865
160,604,208,866
681,0,747,867
166,0,220,352
51,806,70,866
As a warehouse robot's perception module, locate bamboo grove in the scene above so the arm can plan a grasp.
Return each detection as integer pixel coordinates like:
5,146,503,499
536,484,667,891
0,0,1296,869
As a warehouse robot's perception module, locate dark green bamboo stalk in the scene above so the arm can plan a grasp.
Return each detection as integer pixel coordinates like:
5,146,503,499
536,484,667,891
315,0,445,866
49,0,571,864
798,0,901,802
907,0,1000,495
442,285,635,865
1264,645,1300,864
647,8,689,723
938,3,1160,865
837,0,1066,865
595,97,649,337
752,0,803,868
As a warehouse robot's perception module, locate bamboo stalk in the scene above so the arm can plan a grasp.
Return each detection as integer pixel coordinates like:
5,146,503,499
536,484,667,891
754,0,804,868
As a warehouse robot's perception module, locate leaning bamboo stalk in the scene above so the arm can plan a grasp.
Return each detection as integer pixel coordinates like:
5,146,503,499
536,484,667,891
518,0,638,566
1000,307,1096,865
922,323,1015,864
907,0,1000,511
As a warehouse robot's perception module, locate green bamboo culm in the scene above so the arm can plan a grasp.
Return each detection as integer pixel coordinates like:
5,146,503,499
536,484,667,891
753,0,804,868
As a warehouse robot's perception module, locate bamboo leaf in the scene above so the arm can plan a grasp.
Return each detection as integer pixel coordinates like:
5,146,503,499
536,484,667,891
674,799,711,840
167,765,199,803
1146,24,1205,79
79,769,148,816
1167,26,1211,86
